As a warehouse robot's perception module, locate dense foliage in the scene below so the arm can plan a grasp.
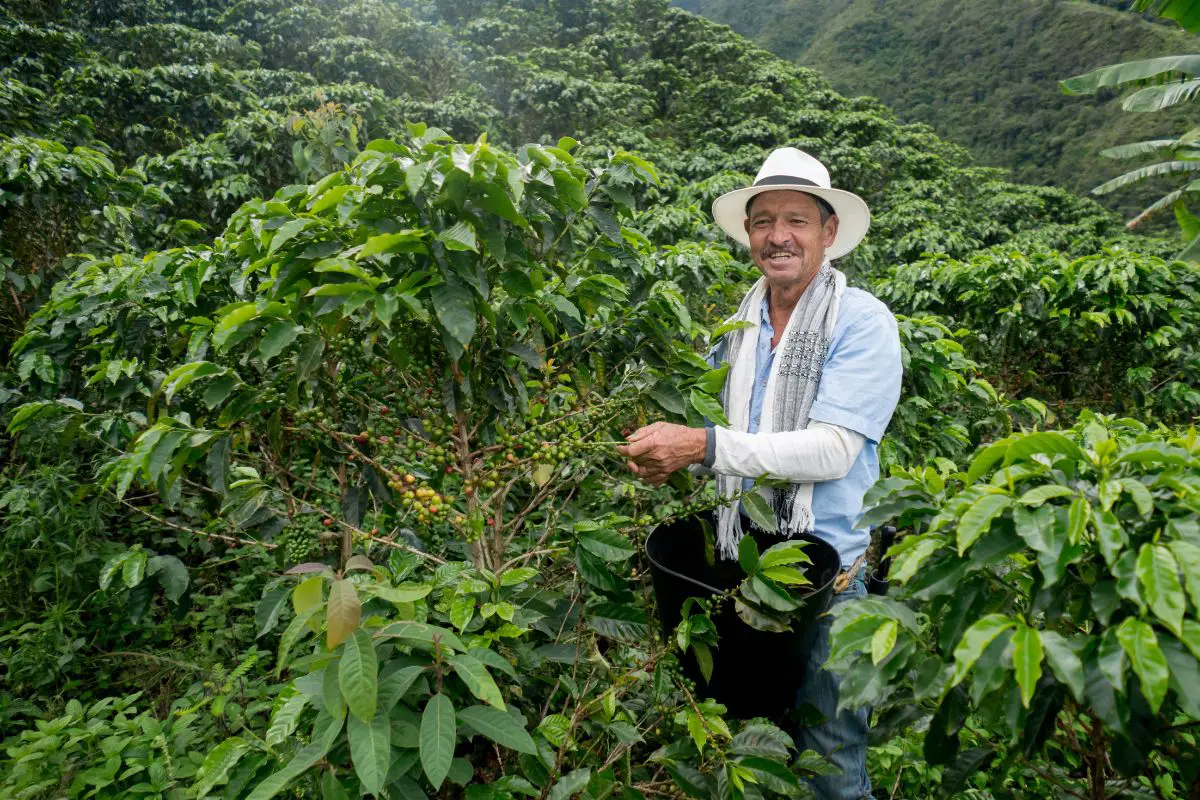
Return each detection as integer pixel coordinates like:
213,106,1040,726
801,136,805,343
1,0,1198,798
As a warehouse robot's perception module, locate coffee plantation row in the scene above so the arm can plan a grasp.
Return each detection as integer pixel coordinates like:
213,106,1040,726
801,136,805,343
1,1,1198,798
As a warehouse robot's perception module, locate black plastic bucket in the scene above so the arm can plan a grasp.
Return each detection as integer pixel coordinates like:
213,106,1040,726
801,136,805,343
645,518,840,720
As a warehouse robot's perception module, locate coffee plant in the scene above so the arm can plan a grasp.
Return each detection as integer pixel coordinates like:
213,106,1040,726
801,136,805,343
832,415,1200,797
3,0,1200,797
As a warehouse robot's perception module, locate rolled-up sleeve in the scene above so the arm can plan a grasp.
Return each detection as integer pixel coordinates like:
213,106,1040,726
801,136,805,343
807,308,902,443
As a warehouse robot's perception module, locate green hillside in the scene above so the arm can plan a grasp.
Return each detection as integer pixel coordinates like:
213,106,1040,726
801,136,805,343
675,0,1198,218
2,1,1200,798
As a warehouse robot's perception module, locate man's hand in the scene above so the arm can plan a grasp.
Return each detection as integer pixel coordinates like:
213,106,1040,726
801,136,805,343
616,422,707,485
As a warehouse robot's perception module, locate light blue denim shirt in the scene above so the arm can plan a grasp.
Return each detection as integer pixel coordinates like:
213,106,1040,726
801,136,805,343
707,287,903,568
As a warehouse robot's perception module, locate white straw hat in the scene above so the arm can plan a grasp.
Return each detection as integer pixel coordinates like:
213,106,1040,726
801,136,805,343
712,147,871,260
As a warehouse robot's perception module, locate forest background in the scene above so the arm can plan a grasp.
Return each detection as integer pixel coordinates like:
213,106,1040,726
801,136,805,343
1,1,1199,799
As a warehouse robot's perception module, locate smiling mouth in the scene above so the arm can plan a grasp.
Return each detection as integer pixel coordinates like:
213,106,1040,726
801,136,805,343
763,251,799,263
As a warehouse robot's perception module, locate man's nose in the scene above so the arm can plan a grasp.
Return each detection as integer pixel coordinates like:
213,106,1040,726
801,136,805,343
767,223,791,245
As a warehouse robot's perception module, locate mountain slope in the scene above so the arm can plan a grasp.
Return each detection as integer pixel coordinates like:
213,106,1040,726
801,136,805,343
675,0,1197,218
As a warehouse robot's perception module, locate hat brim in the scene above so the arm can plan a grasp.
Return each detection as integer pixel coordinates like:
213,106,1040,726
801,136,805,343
712,184,871,260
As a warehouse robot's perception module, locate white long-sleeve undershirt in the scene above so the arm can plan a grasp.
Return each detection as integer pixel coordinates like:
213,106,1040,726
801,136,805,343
710,421,865,483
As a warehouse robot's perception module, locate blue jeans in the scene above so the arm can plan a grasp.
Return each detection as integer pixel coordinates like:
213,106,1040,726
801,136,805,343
796,573,872,799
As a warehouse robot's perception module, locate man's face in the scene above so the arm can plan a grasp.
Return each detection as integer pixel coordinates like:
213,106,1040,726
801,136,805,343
743,190,837,290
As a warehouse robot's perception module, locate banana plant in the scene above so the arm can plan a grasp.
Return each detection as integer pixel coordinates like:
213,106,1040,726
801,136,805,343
1061,0,1200,258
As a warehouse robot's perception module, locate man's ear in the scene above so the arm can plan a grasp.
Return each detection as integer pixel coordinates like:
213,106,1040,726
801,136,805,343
823,214,839,249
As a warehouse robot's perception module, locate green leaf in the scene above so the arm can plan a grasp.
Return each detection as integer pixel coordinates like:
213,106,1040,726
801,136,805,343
366,583,432,605
1066,497,1091,546
499,567,538,587
259,321,302,364
695,364,730,395
1013,505,1063,559
1094,510,1128,568
549,768,592,800
268,218,311,255
950,614,1016,689
276,606,318,677
1098,628,1127,693
1162,633,1200,719
339,630,378,723
147,555,189,602
245,738,328,800
1181,619,1200,661
742,491,777,534
1061,55,1200,94
738,534,759,574
1004,431,1085,466
578,529,636,562
538,712,572,747
450,592,475,631
293,576,323,616
457,705,537,754
1116,618,1169,714
378,665,426,713
309,183,352,214
256,584,291,638
689,389,729,427
421,694,456,790
327,579,361,649
888,533,946,584
448,653,505,710
956,494,1012,555
759,540,811,569
266,687,308,746
965,440,1011,484
432,279,477,351
1119,478,1154,517
1040,631,1085,703
1168,540,1200,613
360,229,426,258
1017,485,1075,506
694,642,714,683
438,221,478,252
1123,77,1200,112
871,619,898,665
194,736,249,798
122,548,147,588
1137,543,1186,636
587,602,649,640
348,707,391,796
212,303,259,351
1011,624,1044,709
760,565,810,586
1094,160,1200,196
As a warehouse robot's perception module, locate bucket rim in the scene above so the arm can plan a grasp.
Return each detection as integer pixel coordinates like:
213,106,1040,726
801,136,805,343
644,524,840,599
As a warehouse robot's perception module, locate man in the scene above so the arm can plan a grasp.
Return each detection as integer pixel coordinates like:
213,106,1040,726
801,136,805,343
617,147,902,799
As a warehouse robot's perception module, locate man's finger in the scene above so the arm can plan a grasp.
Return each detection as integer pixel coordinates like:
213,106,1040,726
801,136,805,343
626,460,642,474
625,422,664,442
619,437,654,459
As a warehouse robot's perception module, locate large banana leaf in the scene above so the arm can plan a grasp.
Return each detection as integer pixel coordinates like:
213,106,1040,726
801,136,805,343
1100,139,1184,159
1123,78,1200,112
1092,160,1200,195
1134,0,1200,34
1127,189,1183,228
1178,229,1200,261
1061,55,1200,95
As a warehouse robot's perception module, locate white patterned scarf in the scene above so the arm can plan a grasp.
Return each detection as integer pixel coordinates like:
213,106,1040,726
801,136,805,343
715,261,845,560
